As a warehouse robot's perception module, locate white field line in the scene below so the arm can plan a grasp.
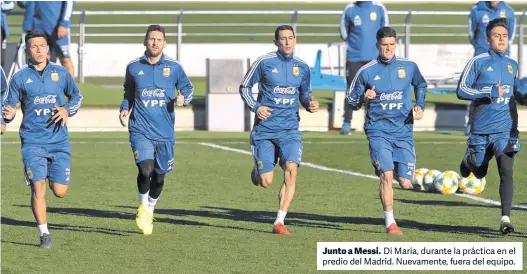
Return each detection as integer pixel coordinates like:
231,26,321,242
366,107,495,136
197,142,527,211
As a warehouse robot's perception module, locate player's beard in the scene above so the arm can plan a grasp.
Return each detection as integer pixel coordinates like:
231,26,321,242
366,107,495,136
147,48,162,58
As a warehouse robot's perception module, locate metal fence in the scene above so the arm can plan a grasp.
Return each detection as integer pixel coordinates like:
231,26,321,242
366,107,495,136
6,9,527,83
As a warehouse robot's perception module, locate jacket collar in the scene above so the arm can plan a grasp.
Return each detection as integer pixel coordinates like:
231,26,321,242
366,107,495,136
377,55,396,65
355,1,373,7
276,50,294,61
141,52,166,65
27,59,50,72
488,48,506,58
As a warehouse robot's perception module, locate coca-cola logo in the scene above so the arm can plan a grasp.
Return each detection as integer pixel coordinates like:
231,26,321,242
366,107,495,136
142,88,165,98
379,91,403,101
273,86,297,94
34,95,57,105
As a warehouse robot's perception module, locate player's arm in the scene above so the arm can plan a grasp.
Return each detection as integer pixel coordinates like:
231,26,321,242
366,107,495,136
468,8,477,45
63,71,83,117
346,69,367,110
339,7,351,40
456,59,495,101
379,3,389,27
299,67,312,111
412,63,427,110
513,71,527,105
3,77,22,123
507,9,516,46
59,1,75,28
239,59,263,112
175,64,194,106
120,65,135,112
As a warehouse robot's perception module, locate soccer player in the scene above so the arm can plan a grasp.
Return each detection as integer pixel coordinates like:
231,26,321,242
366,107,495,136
1,0,14,67
347,27,427,236
1,67,7,134
32,1,75,77
457,18,522,235
464,1,516,135
239,25,319,235
339,1,389,135
120,25,193,235
3,31,83,248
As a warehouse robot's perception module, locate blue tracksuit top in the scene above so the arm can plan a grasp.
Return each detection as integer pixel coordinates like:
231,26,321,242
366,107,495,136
33,1,74,35
239,51,312,136
346,56,428,140
456,49,519,135
1,1,14,38
469,1,515,57
340,1,389,62
120,53,194,142
17,1,35,32
5,61,83,145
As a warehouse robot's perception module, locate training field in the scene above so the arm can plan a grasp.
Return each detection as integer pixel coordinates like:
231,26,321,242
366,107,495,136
1,131,526,273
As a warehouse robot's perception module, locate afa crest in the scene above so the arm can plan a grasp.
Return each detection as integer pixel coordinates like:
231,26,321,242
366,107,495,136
397,67,406,79
26,169,33,180
162,67,171,77
292,64,299,77
51,72,59,82
370,11,377,21
507,63,513,74
134,150,140,160
500,10,506,18
257,160,264,170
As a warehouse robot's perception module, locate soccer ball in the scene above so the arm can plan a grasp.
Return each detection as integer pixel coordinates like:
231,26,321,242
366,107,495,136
412,168,430,191
423,169,442,192
434,170,460,195
459,173,486,195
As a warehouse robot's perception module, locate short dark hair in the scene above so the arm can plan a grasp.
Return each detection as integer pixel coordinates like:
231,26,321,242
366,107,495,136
145,24,166,39
274,25,295,41
486,18,509,38
376,27,397,42
25,30,47,47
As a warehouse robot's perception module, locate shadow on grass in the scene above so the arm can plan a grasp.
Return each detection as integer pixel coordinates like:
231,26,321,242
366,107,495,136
396,198,527,212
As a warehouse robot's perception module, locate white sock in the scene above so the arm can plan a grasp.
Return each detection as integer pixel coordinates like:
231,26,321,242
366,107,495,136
37,224,49,236
138,191,149,205
274,210,287,225
501,216,511,223
384,210,396,228
148,196,159,211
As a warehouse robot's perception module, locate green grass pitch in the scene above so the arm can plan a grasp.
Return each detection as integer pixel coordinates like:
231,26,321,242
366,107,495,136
1,131,526,273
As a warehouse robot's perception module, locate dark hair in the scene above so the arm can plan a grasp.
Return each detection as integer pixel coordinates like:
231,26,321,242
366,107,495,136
25,30,47,46
486,18,509,38
274,25,295,41
376,27,397,42
145,24,166,39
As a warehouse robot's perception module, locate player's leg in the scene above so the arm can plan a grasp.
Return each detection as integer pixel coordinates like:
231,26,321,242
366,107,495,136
369,138,402,236
464,101,473,136
22,146,52,248
130,133,155,233
393,140,415,190
341,61,364,135
460,135,491,179
51,30,74,77
48,144,72,198
250,135,276,187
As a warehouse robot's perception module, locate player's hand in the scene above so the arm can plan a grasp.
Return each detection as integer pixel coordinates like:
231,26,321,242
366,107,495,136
308,96,319,113
256,106,273,120
176,91,184,107
57,26,68,39
1,124,5,135
365,86,376,100
496,81,506,98
51,104,69,126
413,105,424,120
2,105,16,121
119,110,129,127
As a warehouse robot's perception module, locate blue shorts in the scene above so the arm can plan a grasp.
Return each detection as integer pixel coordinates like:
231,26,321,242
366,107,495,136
464,132,520,168
21,143,71,185
368,137,416,180
130,132,174,174
250,130,303,174
49,31,71,58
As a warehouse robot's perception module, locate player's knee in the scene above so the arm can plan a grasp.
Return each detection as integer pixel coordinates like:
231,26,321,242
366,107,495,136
398,178,413,189
153,173,165,185
137,160,154,179
31,180,46,199
284,162,298,184
52,189,67,198
260,173,273,188
498,163,513,179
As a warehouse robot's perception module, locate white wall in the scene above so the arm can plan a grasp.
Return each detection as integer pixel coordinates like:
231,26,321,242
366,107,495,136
70,43,527,80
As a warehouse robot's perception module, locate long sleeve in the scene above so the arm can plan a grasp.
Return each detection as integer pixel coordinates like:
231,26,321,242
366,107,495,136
513,73,527,105
456,58,497,100
5,77,21,123
339,7,350,40
63,71,82,116
508,9,516,45
239,59,263,112
380,3,389,27
59,1,74,28
21,1,34,32
120,65,135,112
175,64,194,106
299,68,311,111
468,8,477,45
346,69,367,110
412,63,427,110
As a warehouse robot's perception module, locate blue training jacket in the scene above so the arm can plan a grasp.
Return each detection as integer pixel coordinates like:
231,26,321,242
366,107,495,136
33,1,75,35
120,53,194,142
239,51,312,137
1,1,14,38
17,1,35,32
469,1,515,57
346,56,427,140
5,61,83,145
340,1,389,62
456,49,519,135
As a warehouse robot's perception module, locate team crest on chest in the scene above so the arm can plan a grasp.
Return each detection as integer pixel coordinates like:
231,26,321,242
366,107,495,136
500,10,506,18
51,71,59,82
507,63,513,74
162,67,171,77
397,67,406,79
370,11,377,21
293,64,299,77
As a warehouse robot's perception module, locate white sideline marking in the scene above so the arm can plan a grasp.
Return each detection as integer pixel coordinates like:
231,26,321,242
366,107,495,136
198,142,527,211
